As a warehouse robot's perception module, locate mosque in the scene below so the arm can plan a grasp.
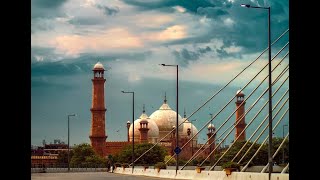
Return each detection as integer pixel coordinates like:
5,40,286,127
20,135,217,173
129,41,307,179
89,62,246,160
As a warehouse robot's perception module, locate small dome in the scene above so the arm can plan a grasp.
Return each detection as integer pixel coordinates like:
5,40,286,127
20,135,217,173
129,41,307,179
181,119,198,140
236,89,244,96
129,112,159,143
208,123,215,130
93,62,105,70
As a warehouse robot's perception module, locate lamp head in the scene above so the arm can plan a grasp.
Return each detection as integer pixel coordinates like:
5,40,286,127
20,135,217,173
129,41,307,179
160,64,166,66
121,90,125,93
241,4,251,8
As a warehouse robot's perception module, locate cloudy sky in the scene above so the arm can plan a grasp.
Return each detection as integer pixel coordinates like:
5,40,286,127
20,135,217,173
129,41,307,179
31,0,289,147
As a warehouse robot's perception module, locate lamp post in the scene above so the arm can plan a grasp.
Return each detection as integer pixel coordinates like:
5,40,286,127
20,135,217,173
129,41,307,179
241,4,272,179
121,91,135,173
159,63,179,174
282,124,288,164
127,121,131,142
67,114,76,172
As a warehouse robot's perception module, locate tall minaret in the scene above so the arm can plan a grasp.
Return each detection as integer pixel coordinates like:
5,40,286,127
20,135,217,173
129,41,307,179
235,89,246,141
89,62,107,157
207,123,216,162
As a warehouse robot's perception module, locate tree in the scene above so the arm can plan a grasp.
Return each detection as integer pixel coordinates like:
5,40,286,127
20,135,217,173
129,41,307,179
116,143,168,165
214,140,268,166
267,137,289,165
70,143,106,167
57,150,73,165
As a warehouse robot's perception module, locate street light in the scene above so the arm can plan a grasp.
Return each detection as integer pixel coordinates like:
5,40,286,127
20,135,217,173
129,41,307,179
282,124,288,164
241,4,272,179
121,91,135,173
159,63,179,174
67,114,76,172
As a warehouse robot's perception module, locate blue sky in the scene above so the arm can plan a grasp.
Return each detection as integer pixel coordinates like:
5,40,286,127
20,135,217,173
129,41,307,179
31,0,289,147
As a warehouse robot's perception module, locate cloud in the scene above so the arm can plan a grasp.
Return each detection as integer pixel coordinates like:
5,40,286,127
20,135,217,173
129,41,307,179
147,25,187,42
196,7,229,18
122,0,216,13
31,0,68,19
223,17,235,27
96,4,120,16
224,44,242,53
134,14,173,28
173,6,186,13
172,46,212,66
51,28,144,56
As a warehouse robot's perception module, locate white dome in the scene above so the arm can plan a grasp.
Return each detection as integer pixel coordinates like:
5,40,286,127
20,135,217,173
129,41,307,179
149,101,184,142
208,123,215,130
93,62,104,70
181,119,198,140
129,112,159,143
236,89,244,96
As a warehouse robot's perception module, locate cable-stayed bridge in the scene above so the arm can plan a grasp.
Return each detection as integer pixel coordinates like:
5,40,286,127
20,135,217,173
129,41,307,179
115,29,289,180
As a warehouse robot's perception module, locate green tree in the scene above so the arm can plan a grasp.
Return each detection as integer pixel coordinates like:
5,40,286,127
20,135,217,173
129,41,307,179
116,143,168,165
215,140,268,166
70,143,106,167
57,150,73,165
267,137,289,165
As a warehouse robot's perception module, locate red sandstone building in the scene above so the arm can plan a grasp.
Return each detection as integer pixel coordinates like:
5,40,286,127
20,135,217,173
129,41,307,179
89,62,246,161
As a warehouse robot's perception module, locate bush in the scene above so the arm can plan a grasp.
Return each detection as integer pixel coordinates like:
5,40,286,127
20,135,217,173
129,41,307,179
221,161,240,171
154,162,167,169
164,155,176,166
191,159,199,166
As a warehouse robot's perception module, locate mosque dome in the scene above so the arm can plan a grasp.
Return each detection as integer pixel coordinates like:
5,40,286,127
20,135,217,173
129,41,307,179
149,98,184,142
93,62,104,70
236,89,244,96
129,110,159,143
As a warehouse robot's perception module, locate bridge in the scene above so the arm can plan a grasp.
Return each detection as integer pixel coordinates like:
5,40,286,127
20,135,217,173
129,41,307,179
113,28,289,180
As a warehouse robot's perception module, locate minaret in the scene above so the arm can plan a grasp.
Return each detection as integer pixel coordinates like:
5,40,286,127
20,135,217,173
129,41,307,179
139,105,149,143
207,123,216,162
235,89,246,141
89,62,107,157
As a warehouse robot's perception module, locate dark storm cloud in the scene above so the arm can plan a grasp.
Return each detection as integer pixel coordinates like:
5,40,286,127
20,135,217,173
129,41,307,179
31,19,55,33
32,0,67,8
196,7,229,18
31,51,153,77
172,46,212,66
67,16,105,25
31,0,68,19
96,4,120,16
122,0,216,12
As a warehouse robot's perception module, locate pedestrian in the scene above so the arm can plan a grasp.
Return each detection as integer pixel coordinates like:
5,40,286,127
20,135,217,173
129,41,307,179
110,164,113,173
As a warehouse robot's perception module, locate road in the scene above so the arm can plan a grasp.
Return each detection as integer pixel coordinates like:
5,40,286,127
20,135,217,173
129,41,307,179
31,172,176,180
